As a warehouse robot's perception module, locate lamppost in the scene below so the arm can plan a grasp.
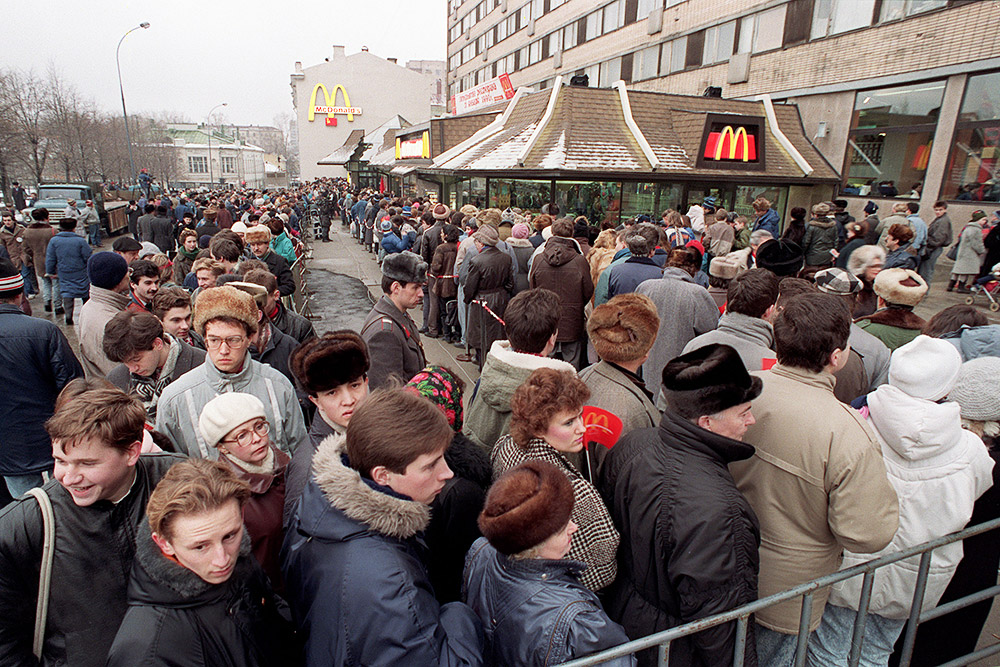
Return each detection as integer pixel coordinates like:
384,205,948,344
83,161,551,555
116,22,150,186
206,102,228,187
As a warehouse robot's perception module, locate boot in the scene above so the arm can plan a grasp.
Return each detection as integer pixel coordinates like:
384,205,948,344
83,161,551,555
946,280,956,292
957,283,972,294
55,305,65,316
44,301,52,312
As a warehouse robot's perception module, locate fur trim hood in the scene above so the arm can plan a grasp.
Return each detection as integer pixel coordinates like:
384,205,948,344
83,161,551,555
477,340,577,411
310,434,430,539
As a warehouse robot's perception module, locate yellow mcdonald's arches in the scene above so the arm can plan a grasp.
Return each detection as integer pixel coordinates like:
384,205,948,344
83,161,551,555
713,126,751,162
308,84,355,122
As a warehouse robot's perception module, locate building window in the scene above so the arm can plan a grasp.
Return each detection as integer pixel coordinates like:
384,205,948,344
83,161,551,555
585,10,603,41
633,44,659,81
621,182,658,220
221,156,237,174
563,22,578,49
811,0,875,39
843,80,945,197
188,156,208,174
942,71,1000,202
737,5,786,54
489,178,552,210
603,0,625,33
880,0,947,22
599,57,621,86
529,39,542,65
703,21,735,65
556,180,622,226
637,0,660,17
658,36,687,73
519,4,531,26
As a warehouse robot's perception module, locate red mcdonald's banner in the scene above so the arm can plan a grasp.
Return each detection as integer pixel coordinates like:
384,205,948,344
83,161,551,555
703,125,758,162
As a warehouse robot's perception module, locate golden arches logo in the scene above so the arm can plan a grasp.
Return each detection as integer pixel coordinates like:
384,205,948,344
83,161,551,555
308,84,360,122
714,126,750,162
584,412,612,434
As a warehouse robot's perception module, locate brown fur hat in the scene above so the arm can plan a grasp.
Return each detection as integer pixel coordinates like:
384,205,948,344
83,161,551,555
289,330,370,394
873,268,927,307
244,225,271,244
587,293,660,363
193,285,259,337
478,460,574,555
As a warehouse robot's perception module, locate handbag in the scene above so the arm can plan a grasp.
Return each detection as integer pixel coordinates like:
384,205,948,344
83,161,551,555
25,487,55,660
946,225,969,261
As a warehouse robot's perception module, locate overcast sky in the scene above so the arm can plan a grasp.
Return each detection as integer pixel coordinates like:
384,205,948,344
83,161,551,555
4,0,446,127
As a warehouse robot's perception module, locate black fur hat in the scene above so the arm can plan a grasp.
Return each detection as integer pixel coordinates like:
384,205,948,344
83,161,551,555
290,330,370,395
755,239,804,277
662,344,763,420
381,251,427,284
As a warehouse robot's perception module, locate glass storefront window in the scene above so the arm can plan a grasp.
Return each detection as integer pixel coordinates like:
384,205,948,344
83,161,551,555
488,178,551,211
656,183,683,214
620,182,657,221
733,185,788,224
686,184,731,212
556,181,621,226
843,80,944,197
942,71,1000,202
454,177,487,209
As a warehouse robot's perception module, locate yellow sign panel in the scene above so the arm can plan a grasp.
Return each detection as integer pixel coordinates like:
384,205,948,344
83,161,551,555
308,84,361,122
714,126,749,161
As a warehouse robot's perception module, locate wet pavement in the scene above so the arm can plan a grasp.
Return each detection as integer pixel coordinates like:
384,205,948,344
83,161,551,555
304,267,375,333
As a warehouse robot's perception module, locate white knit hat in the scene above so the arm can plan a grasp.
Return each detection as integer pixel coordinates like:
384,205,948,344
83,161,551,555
198,392,267,450
888,335,962,401
231,220,249,234
948,357,1000,421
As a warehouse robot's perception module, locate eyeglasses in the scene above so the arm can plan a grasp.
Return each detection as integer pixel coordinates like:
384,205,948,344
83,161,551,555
205,335,247,350
221,420,269,447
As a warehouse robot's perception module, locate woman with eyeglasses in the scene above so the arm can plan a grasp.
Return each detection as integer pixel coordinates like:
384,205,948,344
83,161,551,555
199,392,288,589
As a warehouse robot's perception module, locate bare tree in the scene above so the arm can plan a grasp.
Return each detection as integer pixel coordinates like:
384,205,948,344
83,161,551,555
0,69,52,186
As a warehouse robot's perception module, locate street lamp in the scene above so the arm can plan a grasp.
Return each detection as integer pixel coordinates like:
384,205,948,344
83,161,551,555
116,21,151,186
206,102,228,187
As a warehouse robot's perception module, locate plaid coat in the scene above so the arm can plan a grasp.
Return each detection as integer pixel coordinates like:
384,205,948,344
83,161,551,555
492,435,619,591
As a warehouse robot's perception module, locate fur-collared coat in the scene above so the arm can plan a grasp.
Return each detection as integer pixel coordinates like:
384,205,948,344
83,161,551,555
855,307,927,351
281,435,484,666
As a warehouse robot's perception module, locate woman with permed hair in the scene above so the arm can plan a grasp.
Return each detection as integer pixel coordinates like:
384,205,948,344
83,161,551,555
491,367,620,592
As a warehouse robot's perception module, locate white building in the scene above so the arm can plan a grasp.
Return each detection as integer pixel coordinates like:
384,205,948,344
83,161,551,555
161,124,267,189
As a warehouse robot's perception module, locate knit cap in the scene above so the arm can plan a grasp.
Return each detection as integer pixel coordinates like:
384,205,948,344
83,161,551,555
948,357,1000,421
198,392,267,450
888,334,962,402
87,252,129,289
511,222,530,239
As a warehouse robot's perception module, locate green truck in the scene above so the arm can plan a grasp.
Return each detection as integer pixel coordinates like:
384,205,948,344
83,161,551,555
30,183,130,236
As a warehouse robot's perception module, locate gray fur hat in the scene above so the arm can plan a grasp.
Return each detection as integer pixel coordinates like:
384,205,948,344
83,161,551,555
381,251,427,284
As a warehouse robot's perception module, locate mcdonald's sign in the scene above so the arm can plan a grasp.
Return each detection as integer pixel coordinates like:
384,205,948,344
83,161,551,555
697,114,765,171
308,84,362,124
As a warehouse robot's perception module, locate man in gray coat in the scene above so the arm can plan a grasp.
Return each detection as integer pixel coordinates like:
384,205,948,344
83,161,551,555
361,251,427,389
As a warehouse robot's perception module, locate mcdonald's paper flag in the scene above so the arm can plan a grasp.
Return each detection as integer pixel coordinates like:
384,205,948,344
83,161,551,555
583,406,624,450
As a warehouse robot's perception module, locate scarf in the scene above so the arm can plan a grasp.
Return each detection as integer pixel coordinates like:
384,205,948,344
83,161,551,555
225,447,276,476
132,335,181,422
405,365,464,432
178,246,200,261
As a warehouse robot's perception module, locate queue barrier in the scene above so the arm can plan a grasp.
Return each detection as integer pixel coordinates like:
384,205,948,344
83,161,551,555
557,517,1000,667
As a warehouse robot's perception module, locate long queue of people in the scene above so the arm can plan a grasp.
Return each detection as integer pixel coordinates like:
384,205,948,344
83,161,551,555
1,179,999,667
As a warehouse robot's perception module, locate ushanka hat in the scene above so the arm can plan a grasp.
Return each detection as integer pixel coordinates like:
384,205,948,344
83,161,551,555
244,225,271,244
873,268,927,307
193,285,259,337
381,251,427,284
473,225,499,247
661,343,763,420
587,293,659,364
0,258,24,296
290,330,370,394
478,460,574,555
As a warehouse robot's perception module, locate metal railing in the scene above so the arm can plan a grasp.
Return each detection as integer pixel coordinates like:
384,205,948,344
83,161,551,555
558,517,1000,667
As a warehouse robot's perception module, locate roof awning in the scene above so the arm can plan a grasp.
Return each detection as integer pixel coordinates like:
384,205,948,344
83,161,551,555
390,165,417,176
317,129,365,165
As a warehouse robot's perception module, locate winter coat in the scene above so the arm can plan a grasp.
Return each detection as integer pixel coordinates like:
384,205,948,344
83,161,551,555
855,306,926,351
530,237,594,342
281,435,485,666
45,231,91,298
884,243,919,270
381,230,412,254
834,237,867,270
849,323,891,391
0,304,84,474
269,301,315,343
78,284,131,377
953,223,986,275
271,231,297,264
250,323,300,388
705,221,735,257
752,209,780,236
876,214,911,248
219,448,291,589
600,410,760,666
0,222,27,268
149,215,175,254
431,241,459,299
941,324,1000,361
465,246,513,352
594,249,631,306
22,222,56,276
492,436,619,592
828,385,993,618
108,525,295,667
588,246,618,290
682,312,776,373
155,357,308,460
636,268,720,394
0,453,183,667
106,337,207,424
427,433,492,604
802,217,839,267
729,364,899,633
982,223,1000,275
256,249,295,296
926,213,953,251
173,248,198,285
579,361,659,441
607,256,663,299
138,213,155,242
421,221,444,265
284,415,341,527
465,340,577,451
361,295,426,390
463,538,634,667
508,238,534,294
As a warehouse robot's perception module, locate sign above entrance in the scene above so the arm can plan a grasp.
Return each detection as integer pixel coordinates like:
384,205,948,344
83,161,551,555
396,131,430,160
696,114,766,171
452,73,515,115
308,84,362,124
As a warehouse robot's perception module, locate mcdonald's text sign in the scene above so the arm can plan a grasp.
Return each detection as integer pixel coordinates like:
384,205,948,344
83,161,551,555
308,84,362,124
697,114,765,171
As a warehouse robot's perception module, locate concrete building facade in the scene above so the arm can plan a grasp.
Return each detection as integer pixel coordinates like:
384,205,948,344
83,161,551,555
160,124,266,189
290,47,436,181
446,0,1000,222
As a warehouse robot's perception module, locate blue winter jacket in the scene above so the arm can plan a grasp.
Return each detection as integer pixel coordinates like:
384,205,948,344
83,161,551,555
0,304,84,474
381,230,413,254
45,231,91,298
281,435,484,666
463,538,633,667
752,209,780,236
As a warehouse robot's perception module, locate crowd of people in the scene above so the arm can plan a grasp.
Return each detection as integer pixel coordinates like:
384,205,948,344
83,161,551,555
1,178,999,667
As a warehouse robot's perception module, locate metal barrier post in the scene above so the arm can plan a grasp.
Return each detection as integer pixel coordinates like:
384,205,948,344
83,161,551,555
793,593,813,667
897,550,933,667
733,615,749,667
848,570,876,667
656,642,670,667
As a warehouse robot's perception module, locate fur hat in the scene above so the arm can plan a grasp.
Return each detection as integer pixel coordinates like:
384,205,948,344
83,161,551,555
949,357,1000,422
244,225,271,244
755,239,804,277
587,293,659,363
709,255,743,280
227,281,268,310
477,208,502,228
432,203,451,220
193,285,259,336
873,268,927,307
459,204,479,217
290,330,370,394
661,344,763,419
889,335,962,402
473,225,499,246
87,252,129,289
198,392,266,450
478,460,574,555
381,251,427,284
847,244,885,277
